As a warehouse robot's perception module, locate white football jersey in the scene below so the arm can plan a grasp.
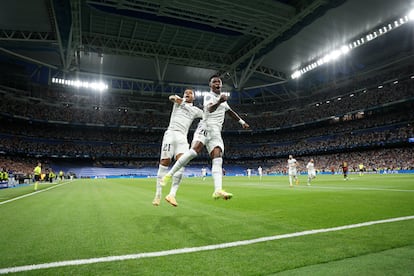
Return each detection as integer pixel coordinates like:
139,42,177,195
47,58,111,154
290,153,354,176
288,158,297,169
202,91,230,130
168,102,203,134
306,162,314,171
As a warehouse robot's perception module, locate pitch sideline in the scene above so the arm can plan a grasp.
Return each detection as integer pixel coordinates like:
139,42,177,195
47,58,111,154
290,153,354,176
0,180,74,206
0,215,413,274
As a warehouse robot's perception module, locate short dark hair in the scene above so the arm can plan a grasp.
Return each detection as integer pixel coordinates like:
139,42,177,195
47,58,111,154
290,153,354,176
209,74,221,83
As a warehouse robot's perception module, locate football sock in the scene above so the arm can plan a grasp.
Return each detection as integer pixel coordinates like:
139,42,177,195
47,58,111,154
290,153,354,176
289,176,293,186
156,165,169,197
212,157,223,191
170,167,184,197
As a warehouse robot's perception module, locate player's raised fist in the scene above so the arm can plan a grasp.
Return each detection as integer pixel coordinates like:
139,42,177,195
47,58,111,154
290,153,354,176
219,94,227,102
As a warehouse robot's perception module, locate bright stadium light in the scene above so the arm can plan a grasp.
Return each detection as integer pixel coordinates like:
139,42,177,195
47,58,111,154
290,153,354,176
291,9,414,79
291,71,302,79
51,78,108,91
409,9,414,20
340,45,350,54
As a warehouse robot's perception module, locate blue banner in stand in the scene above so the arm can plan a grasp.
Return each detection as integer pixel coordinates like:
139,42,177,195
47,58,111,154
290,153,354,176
0,181,8,189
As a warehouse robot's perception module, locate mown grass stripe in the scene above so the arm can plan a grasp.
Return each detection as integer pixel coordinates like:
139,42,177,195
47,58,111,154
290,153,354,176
1,215,413,274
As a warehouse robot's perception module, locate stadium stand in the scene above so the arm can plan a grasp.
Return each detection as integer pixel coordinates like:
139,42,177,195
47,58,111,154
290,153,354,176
0,1,412,182
0,64,412,180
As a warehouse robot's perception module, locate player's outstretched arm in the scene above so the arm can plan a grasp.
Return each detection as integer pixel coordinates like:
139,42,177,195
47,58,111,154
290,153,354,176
226,109,249,129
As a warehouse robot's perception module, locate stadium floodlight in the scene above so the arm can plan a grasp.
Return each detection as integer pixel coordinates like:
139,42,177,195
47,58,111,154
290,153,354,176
409,9,414,20
291,71,301,79
51,77,108,92
291,9,414,79
340,45,350,54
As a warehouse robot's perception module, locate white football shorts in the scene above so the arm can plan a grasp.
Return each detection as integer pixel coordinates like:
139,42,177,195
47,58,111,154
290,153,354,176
160,129,189,160
192,122,224,155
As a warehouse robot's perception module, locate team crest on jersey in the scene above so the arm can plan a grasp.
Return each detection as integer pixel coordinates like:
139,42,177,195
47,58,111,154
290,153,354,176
206,96,211,101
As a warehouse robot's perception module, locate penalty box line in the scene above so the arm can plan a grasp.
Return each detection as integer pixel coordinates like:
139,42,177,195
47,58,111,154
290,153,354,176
1,215,413,274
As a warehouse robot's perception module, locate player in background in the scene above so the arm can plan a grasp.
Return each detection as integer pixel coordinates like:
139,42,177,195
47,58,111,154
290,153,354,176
258,166,263,181
288,155,299,187
342,161,349,180
59,170,64,182
359,163,364,176
0,168,8,185
201,167,207,181
152,89,203,207
33,162,42,191
247,168,252,179
48,169,55,183
306,159,316,186
161,74,249,200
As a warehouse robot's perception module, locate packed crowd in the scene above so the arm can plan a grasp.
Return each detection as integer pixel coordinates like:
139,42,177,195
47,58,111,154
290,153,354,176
234,64,414,115
0,63,413,176
0,122,411,159
1,146,412,180
1,64,413,131
228,76,414,130
263,147,413,174
0,101,412,160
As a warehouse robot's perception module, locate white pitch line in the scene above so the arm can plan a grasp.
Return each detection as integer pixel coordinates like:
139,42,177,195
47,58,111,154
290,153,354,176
0,180,73,206
1,215,413,274
303,186,414,192
241,183,414,192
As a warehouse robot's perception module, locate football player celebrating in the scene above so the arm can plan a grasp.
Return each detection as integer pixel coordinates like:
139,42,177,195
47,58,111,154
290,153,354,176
152,89,203,207
161,74,249,200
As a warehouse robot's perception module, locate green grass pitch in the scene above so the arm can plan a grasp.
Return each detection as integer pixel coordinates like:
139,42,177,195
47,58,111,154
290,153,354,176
0,173,413,275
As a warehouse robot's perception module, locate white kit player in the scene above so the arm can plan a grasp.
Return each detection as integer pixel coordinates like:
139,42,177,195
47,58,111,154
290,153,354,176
247,168,252,179
288,155,299,187
161,74,249,200
152,89,203,207
306,159,316,186
201,167,207,181
258,166,263,180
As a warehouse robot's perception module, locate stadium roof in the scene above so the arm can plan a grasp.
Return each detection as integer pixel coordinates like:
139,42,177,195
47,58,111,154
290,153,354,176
0,0,413,100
